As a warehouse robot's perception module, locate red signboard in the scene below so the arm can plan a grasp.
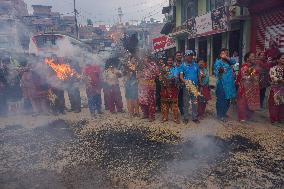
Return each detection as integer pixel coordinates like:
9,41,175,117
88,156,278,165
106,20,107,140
152,35,176,52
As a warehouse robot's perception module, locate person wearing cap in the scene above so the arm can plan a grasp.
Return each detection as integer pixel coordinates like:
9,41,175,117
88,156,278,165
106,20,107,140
214,48,237,121
179,50,200,124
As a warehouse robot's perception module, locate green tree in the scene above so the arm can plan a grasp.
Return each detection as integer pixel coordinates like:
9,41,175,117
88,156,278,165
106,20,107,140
87,19,93,26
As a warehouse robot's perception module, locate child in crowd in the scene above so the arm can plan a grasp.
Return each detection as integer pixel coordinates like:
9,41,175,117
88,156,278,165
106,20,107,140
125,57,139,117
198,59,211,118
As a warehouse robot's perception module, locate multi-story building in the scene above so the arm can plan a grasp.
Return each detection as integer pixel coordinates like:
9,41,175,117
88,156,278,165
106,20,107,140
164,0,284,74
0,0,28,18
166,0,251,73
109,21,164,53
60,16,76,36
23,5,62,34
79,24,112,51
0,0,29,51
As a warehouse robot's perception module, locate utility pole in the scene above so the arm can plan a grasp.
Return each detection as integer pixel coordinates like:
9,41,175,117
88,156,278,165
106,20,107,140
74,0,79,39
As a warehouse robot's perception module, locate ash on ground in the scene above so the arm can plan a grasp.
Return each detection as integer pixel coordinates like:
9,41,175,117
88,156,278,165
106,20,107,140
0,112,284,189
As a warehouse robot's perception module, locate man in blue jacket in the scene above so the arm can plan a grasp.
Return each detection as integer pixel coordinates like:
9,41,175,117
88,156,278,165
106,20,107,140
179,50,200,124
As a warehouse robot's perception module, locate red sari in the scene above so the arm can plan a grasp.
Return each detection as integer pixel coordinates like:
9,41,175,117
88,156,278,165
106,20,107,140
138,62,160,120
268,65,284,123
160,66,179,122
236,64,260,121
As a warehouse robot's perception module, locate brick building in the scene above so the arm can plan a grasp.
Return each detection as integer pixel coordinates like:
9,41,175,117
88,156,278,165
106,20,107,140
0,0,29,51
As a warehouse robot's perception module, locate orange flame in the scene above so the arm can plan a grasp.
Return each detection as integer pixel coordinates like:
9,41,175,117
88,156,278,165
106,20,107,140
45,58,79,80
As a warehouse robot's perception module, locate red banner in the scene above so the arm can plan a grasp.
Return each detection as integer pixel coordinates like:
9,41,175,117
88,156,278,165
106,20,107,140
153,35,176,52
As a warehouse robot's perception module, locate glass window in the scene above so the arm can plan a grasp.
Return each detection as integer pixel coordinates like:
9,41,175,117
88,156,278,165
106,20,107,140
34,35,61,48
181,0,196,24
210,0,224,10
187,0,196,19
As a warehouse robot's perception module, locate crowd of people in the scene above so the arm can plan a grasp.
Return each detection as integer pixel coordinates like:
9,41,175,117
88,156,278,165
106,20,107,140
83,45,283,125
0,45,283,125
0,54,82,117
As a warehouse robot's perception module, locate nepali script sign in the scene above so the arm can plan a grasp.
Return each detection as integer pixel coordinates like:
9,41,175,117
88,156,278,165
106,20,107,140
188,6,229,39
153,35,176,52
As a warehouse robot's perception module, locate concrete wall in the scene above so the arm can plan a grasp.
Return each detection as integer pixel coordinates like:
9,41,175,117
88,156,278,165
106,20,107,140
242,19,251,61
198,0,207,15
176,0,182,27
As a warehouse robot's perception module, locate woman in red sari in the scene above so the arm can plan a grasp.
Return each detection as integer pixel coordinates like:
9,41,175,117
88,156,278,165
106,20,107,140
138,56,160,122
159,56,180,123
236,52,260,122
268,53,284,124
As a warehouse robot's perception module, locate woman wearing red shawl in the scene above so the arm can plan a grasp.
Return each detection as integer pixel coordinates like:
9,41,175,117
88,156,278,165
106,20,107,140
159,56,180,123
21,63,49,115
83,64,102,116
138,56,160,122
236,52,260,122
268,53,284,124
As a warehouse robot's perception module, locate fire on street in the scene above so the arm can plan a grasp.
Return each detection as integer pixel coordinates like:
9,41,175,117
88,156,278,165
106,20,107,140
0,0,284,188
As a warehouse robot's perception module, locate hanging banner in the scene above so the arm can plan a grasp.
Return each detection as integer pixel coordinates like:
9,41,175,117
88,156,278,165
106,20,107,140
211,6,229,32
188,6,229,39
196,12,212,35
153,35,176,52
187,18,196,38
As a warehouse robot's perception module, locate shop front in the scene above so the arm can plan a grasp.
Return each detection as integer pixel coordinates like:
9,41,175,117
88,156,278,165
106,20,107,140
169,24,188,53
249,0,284,53
187,6,230,74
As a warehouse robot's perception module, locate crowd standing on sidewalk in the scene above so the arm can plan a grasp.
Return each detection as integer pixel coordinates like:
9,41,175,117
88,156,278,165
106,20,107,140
0,45,283,126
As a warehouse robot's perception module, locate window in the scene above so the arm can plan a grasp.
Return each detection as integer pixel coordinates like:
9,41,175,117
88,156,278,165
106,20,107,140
34,35,61,48
181,0,197,24
210,0,225,10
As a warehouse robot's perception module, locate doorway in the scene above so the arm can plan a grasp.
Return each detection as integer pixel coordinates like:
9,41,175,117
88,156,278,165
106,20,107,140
229,30,241,57
198,37,207,61
179,39,185,53
187,38,195,51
